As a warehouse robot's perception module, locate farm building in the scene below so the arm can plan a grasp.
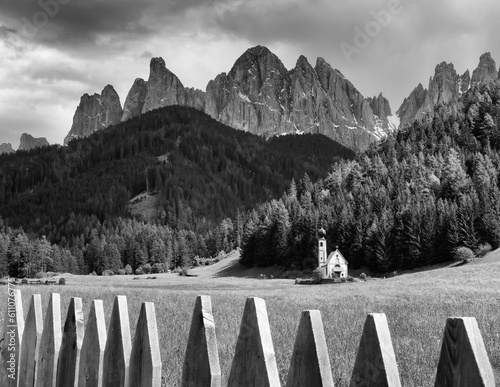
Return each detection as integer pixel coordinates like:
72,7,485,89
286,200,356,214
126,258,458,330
317,228,348,279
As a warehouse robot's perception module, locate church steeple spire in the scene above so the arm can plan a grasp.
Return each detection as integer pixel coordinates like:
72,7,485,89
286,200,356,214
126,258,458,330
318,228,327,270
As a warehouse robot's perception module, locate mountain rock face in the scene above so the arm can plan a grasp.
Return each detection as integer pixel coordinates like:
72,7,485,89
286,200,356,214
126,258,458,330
368,93,398,133
185,88,206,111
142,58,187,113
206,46,396,150
368,93,392,120
460,70,471,94
398,52,500,128
0,143,15,154
471,52,497,86
397,62,461,128
64,85,123,145
18,133,49,151
206,46,295,137
122,78,148,122
66,46,397,151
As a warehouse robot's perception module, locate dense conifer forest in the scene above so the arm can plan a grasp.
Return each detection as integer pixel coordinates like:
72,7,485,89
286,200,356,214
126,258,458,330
0,106,354,276
3,82,500,277
241,83,500,272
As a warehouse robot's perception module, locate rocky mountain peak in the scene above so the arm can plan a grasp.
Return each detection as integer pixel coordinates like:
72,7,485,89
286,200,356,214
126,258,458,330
142,57,187,113
19,133,50,151
471,52,497,85
368,93,392,120
396,83,428,128
122,78,148,122
64,85,123,145
429,61,459,106
0,143,15,154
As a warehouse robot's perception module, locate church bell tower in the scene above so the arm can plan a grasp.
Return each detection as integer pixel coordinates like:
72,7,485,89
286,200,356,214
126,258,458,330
318,228,327,269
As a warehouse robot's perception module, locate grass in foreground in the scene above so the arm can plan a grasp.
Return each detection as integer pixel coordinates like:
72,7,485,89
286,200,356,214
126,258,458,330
1,259,499,386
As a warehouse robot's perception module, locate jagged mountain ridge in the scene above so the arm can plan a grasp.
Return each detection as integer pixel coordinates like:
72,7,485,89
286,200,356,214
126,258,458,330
0,133,50,154
397,52,500,128
65,46,396,151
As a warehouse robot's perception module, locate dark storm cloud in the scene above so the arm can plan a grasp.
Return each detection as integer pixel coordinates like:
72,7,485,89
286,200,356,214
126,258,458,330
0,0,230,52
0,0,152,49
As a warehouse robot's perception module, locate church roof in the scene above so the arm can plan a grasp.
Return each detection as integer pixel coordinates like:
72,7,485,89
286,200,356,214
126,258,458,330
327,249,348,265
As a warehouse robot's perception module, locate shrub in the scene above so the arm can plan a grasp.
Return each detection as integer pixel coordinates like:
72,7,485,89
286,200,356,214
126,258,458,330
179,267,189,276
90,271,97,276
143,263,152,274
116,269,126,275
152,263,164,274
35,272,47,279
46,271,56,278
360,273,367,281
312,267,324,283
476,243,492,258
454,246,475,262
58,278,66,285
258,274,267,280
347,276,354,282
135,267,144,275
102,270,114,276
341,277,347,283
124,264,133,275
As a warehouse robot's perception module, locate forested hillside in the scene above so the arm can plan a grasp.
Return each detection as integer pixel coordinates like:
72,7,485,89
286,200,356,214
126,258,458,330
0,106,354,276
241,83,500,272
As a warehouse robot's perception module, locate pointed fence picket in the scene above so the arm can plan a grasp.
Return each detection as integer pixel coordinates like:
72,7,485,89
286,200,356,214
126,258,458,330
36,292,61,387
78,300,106,387
103,295,131,387
0,291,497,387
19,294,43,387
182,295,221,387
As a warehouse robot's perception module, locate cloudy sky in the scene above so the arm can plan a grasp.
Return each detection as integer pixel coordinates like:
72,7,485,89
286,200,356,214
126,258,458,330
1,0,499,148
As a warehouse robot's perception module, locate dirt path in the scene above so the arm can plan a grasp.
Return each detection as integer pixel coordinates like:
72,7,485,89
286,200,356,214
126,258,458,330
189,250,280,278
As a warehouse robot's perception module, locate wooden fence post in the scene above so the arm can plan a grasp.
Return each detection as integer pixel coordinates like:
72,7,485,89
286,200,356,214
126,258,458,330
1,288,24,387
78,300,107,387
129,302,162,387
435,317,495,387
19,294,43,387
228,297,280,387
103,295,132,387
182,295,221,387
350,313,401,387
56,297,84,387
285,310,334,387
36,293,62,387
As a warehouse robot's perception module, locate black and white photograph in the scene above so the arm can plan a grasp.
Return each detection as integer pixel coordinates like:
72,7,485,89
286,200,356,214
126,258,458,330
0,0,499,385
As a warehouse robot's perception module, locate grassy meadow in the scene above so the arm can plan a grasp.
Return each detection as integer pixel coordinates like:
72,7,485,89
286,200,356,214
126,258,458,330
1,253,499,386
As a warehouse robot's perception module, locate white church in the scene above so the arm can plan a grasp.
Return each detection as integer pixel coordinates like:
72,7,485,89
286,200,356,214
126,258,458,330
317,228,348,279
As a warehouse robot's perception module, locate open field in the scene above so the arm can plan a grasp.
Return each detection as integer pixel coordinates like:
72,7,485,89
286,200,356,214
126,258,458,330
1,251,500,386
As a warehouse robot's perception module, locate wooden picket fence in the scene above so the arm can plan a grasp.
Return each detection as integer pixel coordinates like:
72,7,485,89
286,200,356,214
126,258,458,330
0,289,496,386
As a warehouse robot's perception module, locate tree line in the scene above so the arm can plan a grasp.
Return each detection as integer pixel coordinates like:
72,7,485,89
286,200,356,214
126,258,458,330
241,83,500,271
0,106,352,277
